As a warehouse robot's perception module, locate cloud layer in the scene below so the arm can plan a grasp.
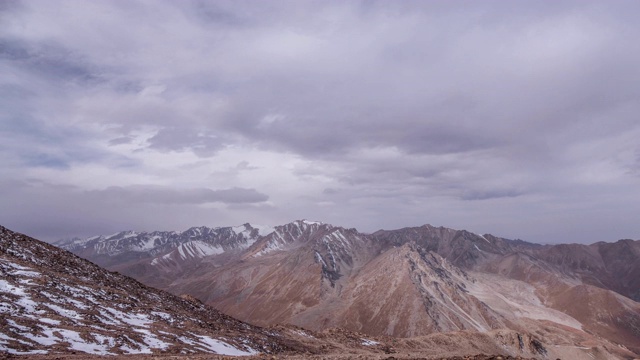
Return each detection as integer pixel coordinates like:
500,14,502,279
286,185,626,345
1,0,640,243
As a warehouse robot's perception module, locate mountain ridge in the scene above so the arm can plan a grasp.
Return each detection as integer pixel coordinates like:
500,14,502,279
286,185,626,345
60,219,640,303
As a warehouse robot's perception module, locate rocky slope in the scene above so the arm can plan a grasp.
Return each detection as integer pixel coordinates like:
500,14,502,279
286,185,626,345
0,225,306,356
60,220,640,358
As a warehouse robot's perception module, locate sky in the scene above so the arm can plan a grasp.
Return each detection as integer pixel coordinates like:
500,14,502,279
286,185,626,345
1,0,640,244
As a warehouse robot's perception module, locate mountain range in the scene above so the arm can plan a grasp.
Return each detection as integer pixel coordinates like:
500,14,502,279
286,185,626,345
3,223,605,359
57,219,640,359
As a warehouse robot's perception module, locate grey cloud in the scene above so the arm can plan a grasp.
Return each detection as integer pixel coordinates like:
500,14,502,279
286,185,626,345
0,37,101,84
2,1,640,244
147,127,227,157
0,181,231,241
460,189,525,201
236,161,258,171
218,1,640,161
89,186,268,205
108,136,134,146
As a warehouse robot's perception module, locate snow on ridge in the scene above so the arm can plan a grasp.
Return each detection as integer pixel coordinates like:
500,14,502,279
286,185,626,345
301,219,322,226
475,233,490,243
232,225,248,234
361,338,379,346
314,251,328,267
253,224,275,236
106,231,122,238
179,241,224,259
192,335,257,356
254,239,285,257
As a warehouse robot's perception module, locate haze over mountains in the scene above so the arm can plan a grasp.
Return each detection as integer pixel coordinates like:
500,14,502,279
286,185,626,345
59,220,640,359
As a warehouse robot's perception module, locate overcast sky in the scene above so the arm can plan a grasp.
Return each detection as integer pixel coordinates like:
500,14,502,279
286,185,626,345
2,0,640,243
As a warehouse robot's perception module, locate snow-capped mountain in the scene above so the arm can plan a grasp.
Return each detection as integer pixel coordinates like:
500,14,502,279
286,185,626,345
59,220,640,358
58,223,272,288
60,223,269,257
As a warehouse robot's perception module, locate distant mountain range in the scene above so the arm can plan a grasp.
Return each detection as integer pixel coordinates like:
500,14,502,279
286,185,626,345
57,220,640,358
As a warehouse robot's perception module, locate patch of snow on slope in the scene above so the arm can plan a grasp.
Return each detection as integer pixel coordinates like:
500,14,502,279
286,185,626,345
232,225,248,234
475,233,490,242
6,319,29,332
291,329,314,338
254,224,275,236
121,231,138,239
254,231,288,257
135,235,161,251
133,328,171,353
0,343,47,356
0,279,41,316
38,318,60,326
255,241,284,256
361,338,379,346
193,335,257,356
326,230,354,251
44,303,83,320
314,252,327,267
184,241,224,257
10,269,40,277
100,307,152,326
0,279,26,296
25,329,116,355
104,232,123,240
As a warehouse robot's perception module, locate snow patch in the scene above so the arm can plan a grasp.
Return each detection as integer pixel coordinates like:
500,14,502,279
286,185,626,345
302,219,322,225
475,233,490,243
291,329,314,338
254,224,275,236
361,338,379,346
134,328,171,353
193,335,257,356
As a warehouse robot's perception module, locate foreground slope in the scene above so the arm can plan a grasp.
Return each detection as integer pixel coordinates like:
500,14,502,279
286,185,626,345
0,225,302,356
